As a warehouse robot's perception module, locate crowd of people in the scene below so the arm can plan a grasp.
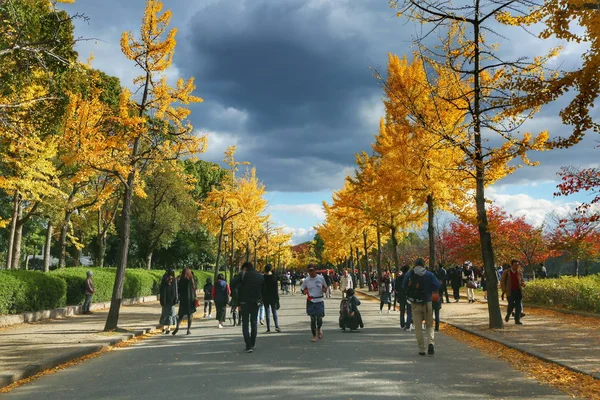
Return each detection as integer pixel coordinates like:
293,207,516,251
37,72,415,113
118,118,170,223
131,257,528,356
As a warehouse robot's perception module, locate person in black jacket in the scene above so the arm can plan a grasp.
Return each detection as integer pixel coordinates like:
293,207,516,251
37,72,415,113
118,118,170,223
450,266,462,302
159,269,178,334
436,265,451,303
262,264,281,333
238,262,265,353
173,267,196,336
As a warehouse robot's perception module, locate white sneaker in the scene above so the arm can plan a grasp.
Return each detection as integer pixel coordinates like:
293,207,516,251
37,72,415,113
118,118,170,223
387,310,391,314
208,314,212,319
218,323,223,329
379,310,382,314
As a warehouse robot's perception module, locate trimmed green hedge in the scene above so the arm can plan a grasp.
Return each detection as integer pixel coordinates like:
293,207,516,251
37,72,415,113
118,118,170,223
0,267,188,315
0,271,67,314
523,274,600,314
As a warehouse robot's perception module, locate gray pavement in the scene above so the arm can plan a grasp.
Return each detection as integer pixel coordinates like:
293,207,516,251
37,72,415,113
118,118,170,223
358,288,600,379
2,294,569,399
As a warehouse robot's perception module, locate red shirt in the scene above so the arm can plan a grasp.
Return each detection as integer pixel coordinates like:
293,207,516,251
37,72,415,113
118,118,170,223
510,269,519,291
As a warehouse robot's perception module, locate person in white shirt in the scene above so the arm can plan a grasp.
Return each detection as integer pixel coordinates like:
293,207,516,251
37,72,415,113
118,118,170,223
300,264,327,342
340,270,353,297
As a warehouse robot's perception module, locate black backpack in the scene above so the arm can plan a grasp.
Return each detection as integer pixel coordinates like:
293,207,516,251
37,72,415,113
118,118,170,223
406,272,426,304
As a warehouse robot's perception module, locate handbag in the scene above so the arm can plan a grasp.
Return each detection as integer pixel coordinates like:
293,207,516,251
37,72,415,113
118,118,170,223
467,281,478,289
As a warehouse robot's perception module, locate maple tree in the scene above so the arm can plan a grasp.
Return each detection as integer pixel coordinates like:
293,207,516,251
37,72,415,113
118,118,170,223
547,210,600,276
555,166,600,222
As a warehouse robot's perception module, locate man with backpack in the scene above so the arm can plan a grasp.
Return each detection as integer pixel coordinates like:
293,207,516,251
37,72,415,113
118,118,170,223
403,258,441,356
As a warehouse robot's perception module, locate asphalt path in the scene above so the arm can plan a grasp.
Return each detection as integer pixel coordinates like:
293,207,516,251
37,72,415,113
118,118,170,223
3,293,568,400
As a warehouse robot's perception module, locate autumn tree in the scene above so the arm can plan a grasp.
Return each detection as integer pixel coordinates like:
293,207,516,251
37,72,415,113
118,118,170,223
103,0,206,331
132,162,196,269
547,210,600,276
391,0,560,328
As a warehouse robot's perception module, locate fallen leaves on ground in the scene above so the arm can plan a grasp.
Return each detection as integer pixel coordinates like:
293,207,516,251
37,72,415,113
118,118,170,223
441,323,600,400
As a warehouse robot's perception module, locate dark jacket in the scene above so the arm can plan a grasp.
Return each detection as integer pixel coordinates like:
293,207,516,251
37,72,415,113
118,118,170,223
262,273,279,305
230,274,241,307
177,277,196,316
203,283,213,301
160,278,178,307
394,275,405,299
212,279,230,304
402,267,441,303
450,268,462,288
239,269,264,305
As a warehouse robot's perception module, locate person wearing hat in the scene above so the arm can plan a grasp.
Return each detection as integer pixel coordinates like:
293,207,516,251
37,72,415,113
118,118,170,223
82,271,96,315
402,258,441,356
462,261,476,303
300,263,327,342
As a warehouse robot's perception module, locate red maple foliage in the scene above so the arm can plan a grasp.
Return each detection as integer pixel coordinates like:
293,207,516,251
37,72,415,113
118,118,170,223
556,166,600,222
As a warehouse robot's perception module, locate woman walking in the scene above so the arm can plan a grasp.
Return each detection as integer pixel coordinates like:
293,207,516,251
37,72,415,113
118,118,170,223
203,278,214,318
160,269,178,334
262,264,281,333
379,274,393,313
173,267,197,335
212,273,230,329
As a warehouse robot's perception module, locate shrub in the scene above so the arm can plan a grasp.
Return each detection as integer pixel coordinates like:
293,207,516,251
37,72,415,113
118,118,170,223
0,272,26,314
51,267,115,305
523,274,600,314
0,270,67,313
123,269,160,298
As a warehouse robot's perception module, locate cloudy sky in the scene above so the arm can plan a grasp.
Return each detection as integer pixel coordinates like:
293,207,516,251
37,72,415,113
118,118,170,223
62,0,598,243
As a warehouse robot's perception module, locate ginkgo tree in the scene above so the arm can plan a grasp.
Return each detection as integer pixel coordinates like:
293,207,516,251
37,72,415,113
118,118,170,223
103,0,206,331
390,0,561,329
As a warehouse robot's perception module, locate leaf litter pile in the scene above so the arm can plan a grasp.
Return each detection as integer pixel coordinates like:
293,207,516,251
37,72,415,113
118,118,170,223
441,323,600,399
0,329,161,394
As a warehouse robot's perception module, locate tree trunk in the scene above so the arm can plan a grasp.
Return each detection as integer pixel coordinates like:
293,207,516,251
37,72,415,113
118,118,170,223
427,194,436,271
355,247,363,288
145,250,153,270
363,231,372,291
472,4,503,329
44,222,53,272
58,210,73,268
104,173,135,331
98,231,107,268
574,259,579,277
214,219,225,282
390,225,400,270
229,225,235,281
253,244,257,269
73,245,82,267
376,223,382,277
11,201,24,269
6,191,19,269
245,242,250,263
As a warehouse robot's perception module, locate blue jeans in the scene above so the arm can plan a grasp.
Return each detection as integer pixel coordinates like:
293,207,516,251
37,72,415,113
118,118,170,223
257,304,265,323
264,302,279,330
242,303,259,349
83,294,93,313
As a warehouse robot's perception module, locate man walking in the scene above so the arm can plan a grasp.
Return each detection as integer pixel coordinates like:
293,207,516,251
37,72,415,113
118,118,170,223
300,264,327,342
340,270,353,297
237,262,264,353
501,259,526,325
436,265,451,303
82,271,96,314
403,258,441,356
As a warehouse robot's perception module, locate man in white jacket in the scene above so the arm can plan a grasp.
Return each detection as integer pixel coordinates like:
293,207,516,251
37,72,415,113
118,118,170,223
340,270,353,297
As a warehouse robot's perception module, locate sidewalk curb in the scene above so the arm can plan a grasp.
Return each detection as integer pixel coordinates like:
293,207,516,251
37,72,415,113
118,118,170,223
444,322,600,381
0,295,158,328
0,324,160,389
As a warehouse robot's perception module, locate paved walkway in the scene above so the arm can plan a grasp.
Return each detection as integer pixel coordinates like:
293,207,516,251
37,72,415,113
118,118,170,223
357,288,600,379
2,294,567,399
0,302,162,387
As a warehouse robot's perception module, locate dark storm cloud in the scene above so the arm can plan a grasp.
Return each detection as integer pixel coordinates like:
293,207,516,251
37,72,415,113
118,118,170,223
62,0,598,192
